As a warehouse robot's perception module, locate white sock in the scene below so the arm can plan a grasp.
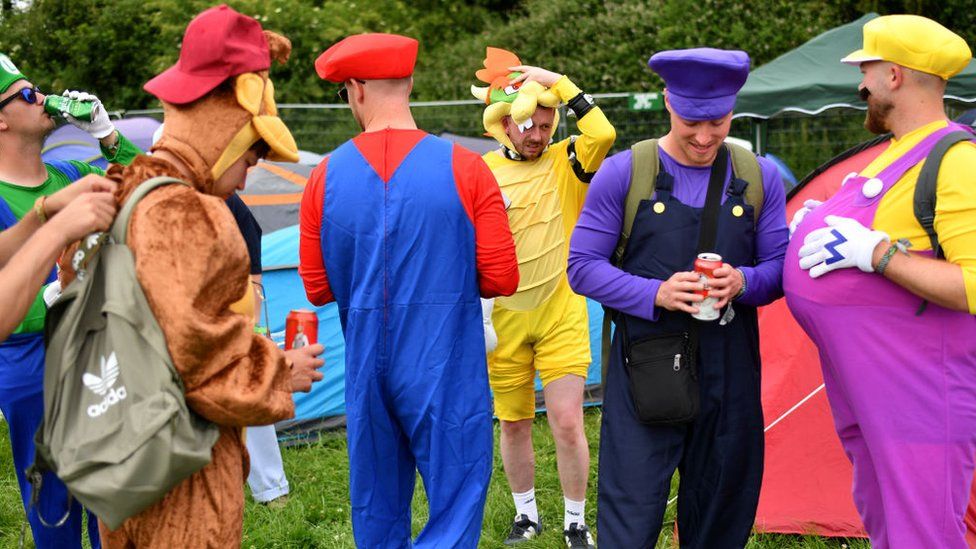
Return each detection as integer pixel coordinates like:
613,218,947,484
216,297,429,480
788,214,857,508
564,497,585,530
512,488,539,525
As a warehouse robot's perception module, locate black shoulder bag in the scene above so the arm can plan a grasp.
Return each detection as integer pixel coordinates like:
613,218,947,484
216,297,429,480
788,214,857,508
621,146,728,426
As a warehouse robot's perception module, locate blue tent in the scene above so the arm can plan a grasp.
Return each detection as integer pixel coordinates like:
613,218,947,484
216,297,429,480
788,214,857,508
259,224,605,435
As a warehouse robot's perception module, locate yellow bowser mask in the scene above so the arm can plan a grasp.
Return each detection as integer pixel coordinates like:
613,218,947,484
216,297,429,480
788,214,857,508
470,47,561,152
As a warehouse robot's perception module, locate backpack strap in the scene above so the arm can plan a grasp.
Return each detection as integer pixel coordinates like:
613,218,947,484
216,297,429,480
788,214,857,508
601,139,660,386
727,142,764,227
913,130,974,259
614,139,660,265
110,177,189,244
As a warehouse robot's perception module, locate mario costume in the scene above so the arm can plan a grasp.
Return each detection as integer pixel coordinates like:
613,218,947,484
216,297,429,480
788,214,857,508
300,34,518,548
784,16,976,548
470,48,615,422
87,6,298,546
568,49,788,547
0,56,139,548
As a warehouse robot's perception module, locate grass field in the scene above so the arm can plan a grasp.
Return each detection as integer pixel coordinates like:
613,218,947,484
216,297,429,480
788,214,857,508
0,409,870,548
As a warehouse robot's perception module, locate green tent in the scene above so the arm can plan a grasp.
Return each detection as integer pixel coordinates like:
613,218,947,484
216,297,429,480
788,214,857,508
734,13,976,119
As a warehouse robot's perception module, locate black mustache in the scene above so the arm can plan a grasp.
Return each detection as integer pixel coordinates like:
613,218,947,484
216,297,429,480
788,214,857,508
858,87,871,101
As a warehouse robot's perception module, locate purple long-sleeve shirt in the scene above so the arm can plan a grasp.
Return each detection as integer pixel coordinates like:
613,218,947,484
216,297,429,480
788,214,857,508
567,146,788,321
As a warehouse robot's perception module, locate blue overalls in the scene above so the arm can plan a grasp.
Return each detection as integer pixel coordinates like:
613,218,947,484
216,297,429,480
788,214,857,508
320,135,492,548
0,161,100,549
597,168,764,548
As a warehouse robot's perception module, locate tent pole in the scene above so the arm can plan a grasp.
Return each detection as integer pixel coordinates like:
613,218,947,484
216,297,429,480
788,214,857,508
754,119,767,156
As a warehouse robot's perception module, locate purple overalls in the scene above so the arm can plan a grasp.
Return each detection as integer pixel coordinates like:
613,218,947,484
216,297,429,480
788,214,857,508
784,125,976,548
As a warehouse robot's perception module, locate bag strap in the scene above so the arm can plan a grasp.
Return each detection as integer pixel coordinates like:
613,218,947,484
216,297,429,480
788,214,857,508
913,130,974,259
601,146,729,386
110,177,189,244
685,145,730,360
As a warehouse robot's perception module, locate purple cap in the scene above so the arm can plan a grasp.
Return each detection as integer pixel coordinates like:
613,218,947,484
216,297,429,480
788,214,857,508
648,48,750,121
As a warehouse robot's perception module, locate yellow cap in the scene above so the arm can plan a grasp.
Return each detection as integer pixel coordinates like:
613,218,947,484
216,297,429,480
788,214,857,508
841,15,972,80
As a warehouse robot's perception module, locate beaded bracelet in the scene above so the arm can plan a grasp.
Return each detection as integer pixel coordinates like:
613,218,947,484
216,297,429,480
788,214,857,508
876,238,911,276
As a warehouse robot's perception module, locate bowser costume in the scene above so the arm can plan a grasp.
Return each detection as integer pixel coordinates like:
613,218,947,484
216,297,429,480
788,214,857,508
90,6,299,547
299,34,518,548
470,48,615,422
785,16,976,548
568,49,788,547
0,55,140,548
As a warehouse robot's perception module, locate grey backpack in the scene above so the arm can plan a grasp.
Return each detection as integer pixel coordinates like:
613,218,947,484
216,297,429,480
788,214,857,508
31,176,220,530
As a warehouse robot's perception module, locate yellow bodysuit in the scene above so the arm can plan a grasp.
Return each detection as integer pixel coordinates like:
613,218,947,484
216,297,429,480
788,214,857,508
486,76,615,421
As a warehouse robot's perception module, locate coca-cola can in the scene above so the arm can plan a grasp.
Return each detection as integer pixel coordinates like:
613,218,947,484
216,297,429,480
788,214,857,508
692,253,722,321
285,309,318,350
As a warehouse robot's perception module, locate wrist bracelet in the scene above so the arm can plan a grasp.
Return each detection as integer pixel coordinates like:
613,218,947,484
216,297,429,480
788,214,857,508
876,238,911,276
33,196,48,223
734,268,747,300
875,244,898,275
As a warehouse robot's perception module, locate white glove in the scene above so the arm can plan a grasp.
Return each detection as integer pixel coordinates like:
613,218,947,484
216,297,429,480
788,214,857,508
788,199,822,237
60,90,116,139
481,298,498,353
798,215,889,278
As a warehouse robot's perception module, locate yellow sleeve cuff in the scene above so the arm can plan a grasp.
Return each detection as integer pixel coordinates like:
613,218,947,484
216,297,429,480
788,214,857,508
963,266,976,314
550,75,582,103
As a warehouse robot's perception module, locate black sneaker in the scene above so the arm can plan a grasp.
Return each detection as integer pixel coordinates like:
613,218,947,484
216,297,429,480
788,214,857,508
564,523,595,548
504,514,541,545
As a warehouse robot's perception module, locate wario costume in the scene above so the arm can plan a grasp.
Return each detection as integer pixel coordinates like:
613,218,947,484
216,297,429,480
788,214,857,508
299,34,519,548
785,16,976,548
567,49,788,547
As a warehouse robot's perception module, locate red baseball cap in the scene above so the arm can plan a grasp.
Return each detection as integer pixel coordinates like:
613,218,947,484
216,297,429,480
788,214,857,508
315,33,418,83
144,4,270,104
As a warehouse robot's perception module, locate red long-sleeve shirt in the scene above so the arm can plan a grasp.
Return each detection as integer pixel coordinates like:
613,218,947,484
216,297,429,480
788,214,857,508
299,129,518,305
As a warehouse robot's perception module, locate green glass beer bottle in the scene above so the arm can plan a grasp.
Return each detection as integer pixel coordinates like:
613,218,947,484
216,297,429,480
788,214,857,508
43,95,96,122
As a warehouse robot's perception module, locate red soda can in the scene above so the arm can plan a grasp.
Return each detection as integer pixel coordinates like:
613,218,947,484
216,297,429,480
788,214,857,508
692,253,722,321
285,309,318,350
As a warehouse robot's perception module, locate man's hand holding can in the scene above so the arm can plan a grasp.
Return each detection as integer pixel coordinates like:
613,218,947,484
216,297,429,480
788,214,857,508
285,343,325,393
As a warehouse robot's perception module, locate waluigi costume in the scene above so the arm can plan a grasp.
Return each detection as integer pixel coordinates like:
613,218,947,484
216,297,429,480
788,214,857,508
85,6,299,547
299,34,519,547
784,15,976,548
567,49,788,547
472,47,615,422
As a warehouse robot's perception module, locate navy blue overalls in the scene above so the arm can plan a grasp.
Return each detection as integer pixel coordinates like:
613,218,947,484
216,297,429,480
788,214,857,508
0,161,101,549
597,160,764,548
320,134,493,548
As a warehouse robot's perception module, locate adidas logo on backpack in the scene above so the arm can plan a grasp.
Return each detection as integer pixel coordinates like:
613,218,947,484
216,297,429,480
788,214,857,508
83,352,127,418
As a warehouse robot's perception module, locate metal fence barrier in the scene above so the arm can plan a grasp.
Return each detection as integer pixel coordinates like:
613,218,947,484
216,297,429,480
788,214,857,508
124,94,973,185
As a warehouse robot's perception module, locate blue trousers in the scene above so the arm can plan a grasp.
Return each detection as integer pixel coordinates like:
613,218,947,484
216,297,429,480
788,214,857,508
0,335,100,549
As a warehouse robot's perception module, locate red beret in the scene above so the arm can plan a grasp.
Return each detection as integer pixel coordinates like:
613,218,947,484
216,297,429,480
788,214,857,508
315,33,418,83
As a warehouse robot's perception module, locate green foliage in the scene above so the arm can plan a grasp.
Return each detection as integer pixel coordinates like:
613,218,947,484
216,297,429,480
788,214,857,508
0,0,972,109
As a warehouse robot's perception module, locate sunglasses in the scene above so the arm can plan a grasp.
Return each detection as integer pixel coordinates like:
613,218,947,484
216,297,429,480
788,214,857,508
0,86,40,111
337,80,366,103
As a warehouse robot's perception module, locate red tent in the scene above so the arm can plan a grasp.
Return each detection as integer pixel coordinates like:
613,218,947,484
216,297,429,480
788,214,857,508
754,134,976,541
